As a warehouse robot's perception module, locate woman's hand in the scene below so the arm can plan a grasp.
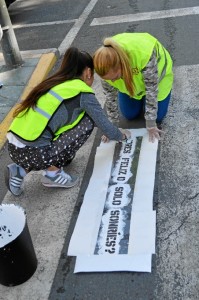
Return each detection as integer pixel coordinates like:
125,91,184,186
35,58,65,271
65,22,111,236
101,135,110,143
147,126,164,143
101,129,131,143
120,129,131,141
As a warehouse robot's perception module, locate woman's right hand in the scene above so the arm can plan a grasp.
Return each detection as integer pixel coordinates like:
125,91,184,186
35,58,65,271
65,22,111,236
101,129,131,143
101,135,110,143
120,129,131,141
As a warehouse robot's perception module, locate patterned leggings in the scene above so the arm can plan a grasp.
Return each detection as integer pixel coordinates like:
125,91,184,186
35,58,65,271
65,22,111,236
8,115,94,171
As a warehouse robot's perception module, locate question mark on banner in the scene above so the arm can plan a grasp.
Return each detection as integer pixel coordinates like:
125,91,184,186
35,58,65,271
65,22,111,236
105,248,115,254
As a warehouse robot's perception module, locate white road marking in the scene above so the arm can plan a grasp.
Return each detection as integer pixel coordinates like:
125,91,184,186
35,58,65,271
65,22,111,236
58,0,99,55
6,5,198,58
90,6,199,26
12,19,77,29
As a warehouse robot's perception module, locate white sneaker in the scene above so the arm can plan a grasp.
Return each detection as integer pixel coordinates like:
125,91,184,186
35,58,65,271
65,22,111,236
5,163,24,196
41,169,79,188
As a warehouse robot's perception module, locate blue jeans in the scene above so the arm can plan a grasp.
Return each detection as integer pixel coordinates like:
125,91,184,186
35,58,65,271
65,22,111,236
118,92,172,123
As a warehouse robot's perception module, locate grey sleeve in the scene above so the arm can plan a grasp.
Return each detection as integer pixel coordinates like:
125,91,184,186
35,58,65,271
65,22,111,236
101,80,119,122
80,93,123,141
142,50,158,128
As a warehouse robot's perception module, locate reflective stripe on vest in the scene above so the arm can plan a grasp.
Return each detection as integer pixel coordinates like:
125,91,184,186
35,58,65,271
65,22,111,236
34,90,64,120
34,107,51,120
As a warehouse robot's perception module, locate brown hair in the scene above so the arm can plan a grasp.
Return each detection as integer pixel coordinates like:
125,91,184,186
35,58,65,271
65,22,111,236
93,37,134,96
13,47,94,117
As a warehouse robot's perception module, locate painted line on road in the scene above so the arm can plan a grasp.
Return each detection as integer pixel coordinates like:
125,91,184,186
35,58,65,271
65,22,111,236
12,19,77,29
58,0,98,55
90,6,199,26
0,53,57,150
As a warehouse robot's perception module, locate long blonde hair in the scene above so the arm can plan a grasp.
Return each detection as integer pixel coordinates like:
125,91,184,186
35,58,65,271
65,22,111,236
93,37,134,96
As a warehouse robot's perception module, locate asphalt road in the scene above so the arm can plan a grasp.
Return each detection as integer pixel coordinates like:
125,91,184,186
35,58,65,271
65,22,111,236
7,0,199,66
1,0,199,299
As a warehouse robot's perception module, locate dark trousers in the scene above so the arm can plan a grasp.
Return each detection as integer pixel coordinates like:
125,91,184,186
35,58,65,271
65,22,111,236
8,115,94,171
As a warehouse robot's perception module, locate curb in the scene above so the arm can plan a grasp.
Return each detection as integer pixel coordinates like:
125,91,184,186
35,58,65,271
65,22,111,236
0,52,57,150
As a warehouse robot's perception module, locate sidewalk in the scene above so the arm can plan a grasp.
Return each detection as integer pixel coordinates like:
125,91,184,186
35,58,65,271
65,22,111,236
0,52,57,149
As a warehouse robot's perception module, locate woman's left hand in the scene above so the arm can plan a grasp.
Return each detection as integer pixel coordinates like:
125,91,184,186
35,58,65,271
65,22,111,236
101,135,110,143
147,126,164,143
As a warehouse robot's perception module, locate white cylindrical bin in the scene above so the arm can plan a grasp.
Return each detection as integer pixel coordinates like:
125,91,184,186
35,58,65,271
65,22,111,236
0,204,37,286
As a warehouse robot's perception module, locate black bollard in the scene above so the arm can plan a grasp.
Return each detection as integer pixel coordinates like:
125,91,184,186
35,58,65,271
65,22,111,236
0,204,37,286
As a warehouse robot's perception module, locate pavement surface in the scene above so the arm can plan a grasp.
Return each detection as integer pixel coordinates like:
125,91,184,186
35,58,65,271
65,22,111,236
0,52,57,148
0,51,199,300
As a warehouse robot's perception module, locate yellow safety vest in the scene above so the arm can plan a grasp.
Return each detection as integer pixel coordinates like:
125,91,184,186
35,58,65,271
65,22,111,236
106,33,173,101
9,79,94,141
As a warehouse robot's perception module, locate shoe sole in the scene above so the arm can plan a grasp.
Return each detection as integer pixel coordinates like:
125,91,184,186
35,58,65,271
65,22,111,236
41,176,79,188
4,166,23,196
42,181,78,188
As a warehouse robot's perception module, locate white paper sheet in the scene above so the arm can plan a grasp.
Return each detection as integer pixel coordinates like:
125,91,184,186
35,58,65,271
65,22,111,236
74,254,152,273
128,211,156,255
68,129,157,272
132,134,158,212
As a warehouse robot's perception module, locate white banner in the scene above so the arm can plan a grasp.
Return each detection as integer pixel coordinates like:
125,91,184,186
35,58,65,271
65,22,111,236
68,129,157,272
